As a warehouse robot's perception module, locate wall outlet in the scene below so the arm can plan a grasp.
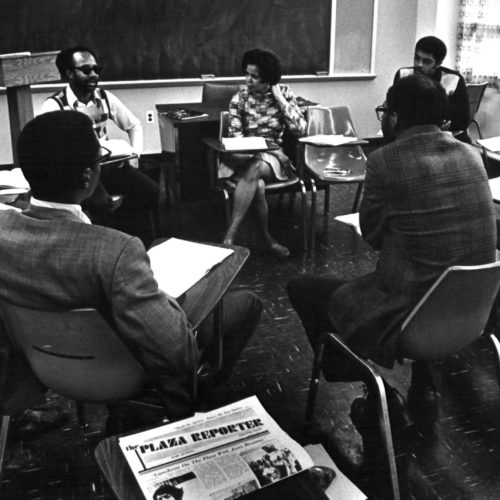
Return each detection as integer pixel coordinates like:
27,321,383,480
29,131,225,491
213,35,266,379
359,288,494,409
145,110,155,123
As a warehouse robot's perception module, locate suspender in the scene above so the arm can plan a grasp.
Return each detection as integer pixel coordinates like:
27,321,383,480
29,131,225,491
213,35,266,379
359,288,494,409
49,88,111,138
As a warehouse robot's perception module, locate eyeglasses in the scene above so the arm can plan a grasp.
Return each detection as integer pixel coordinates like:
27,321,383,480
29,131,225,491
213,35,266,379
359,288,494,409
73,64,103,75
375,105,388,121
96,146,112,164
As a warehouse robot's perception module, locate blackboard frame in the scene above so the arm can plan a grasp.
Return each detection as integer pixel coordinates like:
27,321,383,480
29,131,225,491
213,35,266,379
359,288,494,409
0,0,378,84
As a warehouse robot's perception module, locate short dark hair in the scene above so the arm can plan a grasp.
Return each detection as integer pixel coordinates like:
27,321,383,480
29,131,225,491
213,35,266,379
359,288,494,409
55,46,97,79
153,483,183,500
17,111,100,199
242,49,282,85
386,73,448,128
415,36,447,64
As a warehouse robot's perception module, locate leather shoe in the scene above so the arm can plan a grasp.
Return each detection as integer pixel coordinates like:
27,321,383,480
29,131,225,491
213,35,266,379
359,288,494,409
14,406,70,437
308,466,336,491
407,382,440,425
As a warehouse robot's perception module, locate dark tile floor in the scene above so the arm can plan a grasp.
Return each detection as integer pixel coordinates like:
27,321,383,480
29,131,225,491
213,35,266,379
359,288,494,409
2,185,500,499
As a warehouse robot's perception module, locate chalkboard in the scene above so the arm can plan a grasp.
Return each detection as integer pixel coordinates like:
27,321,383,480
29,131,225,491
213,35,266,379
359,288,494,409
0,0,332,81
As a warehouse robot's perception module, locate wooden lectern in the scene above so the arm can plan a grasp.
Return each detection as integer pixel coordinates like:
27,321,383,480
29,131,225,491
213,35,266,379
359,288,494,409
0,51,59,164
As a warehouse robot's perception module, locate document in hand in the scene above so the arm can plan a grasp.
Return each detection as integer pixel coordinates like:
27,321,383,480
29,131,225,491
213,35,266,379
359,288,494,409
221,137,268,151
147,238,234,298
298,134,360,146
99,138,135,158
477,136,500,153
119,396,314,500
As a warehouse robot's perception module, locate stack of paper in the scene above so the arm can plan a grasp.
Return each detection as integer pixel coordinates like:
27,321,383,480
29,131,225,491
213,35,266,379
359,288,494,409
147,238,234,298
221,137,267,151
477,136,500,153
299,134,359,146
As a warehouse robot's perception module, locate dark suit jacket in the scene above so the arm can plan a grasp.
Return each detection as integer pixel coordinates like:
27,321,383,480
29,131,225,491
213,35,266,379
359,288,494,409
0,205,199,414
329,126,496,367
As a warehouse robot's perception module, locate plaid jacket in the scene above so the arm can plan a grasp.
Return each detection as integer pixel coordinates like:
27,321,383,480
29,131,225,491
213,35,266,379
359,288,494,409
328,126,496,367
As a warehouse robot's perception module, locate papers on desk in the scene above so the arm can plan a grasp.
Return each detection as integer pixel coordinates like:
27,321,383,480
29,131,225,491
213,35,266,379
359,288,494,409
147,238,234,299
99,139,134,157
299,134,361,146
334,212,361,235
221,136,267,151
0,168,30,190
119,396,314,500
478,136,500,153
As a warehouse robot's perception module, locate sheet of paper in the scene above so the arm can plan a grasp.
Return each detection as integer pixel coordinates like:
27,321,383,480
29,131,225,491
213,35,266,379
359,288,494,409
99,138,134,157
489,177,500,202
299,134,360,146
0,168,30,189
334,212,361,235
147,238,234,298
478,136,500,153
221,137,267,151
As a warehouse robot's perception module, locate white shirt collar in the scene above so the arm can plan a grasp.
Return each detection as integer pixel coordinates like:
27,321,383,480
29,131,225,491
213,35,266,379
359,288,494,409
30,196,92,224
65,84,100,109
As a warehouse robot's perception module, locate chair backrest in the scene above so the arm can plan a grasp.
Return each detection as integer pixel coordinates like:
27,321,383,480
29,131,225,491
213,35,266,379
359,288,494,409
466,82,488,119
202,83,240,107
0,305,147,403
306,106,334,136
399,262,500,361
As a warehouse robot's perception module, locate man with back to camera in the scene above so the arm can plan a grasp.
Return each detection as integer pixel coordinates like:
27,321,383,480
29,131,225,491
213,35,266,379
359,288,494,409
288,73,496,458
0,110,262,427
394,35,471,143
40,46,159,245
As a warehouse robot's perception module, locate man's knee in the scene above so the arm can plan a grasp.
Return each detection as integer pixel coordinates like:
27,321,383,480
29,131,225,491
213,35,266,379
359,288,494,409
224,290,263,328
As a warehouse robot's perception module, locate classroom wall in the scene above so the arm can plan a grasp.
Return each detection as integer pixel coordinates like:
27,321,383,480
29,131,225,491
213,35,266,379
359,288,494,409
0,0,421,165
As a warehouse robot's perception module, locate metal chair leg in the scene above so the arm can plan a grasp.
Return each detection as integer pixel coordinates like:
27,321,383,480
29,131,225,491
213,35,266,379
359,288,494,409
305,339,326,425
352,182,364,213
309,179,317,250
299,180,308,251
324,185,330,215
487,333,500,384
76,402,88,429
0,415,11,487
368,373,401,500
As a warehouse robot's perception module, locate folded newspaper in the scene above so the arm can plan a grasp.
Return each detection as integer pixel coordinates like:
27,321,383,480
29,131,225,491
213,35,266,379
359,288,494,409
119,396,314,500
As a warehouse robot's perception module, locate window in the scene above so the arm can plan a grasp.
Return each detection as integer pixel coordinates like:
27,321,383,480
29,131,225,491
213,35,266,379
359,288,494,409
456,0,500,85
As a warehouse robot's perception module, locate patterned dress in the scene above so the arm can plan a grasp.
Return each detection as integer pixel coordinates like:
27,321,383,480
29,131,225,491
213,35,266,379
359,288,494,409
219,84,306,180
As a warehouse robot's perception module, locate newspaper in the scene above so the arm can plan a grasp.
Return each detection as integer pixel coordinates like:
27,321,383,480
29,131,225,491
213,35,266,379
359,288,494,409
119,396,314,500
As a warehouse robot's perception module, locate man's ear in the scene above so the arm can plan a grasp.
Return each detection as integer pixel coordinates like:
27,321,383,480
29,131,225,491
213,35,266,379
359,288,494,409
65,68,74,81
82,167,93,189
389,111,398,130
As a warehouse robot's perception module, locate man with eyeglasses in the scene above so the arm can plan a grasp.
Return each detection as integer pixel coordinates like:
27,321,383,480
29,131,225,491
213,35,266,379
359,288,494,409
40,46,159,245
288,74,495,470
394,36,470,143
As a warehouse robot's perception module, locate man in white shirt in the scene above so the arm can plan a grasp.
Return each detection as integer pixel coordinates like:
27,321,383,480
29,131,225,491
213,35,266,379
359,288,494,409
40,46,159,245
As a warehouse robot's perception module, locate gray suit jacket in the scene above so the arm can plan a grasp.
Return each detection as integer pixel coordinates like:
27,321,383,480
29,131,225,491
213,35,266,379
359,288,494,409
0,205,199,414
329,126,496,367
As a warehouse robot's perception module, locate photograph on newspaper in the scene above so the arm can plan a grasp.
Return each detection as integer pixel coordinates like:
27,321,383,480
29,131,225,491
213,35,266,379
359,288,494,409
118,396,313,500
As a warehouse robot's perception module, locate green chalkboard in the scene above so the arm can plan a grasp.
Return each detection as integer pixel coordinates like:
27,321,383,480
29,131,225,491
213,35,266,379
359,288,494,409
0,0,331,81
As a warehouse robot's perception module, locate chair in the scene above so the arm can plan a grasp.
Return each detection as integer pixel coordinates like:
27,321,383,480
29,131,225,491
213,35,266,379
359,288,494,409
205,111,308,251
467,82,488,139
0,305,166,485
305,262,500,500
298,106,366,248
202,83,240,107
